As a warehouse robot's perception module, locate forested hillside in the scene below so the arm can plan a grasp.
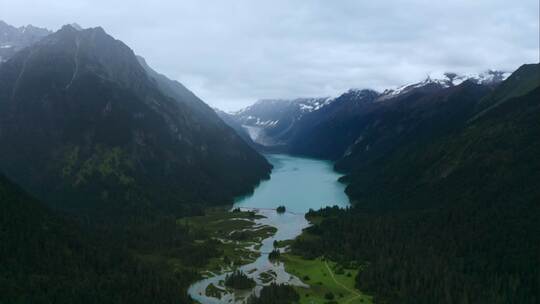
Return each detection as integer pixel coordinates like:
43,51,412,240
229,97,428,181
292,64,540,304
0,172,223,303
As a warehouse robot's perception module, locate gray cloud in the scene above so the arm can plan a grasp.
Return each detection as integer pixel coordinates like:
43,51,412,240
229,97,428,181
1,0,538,110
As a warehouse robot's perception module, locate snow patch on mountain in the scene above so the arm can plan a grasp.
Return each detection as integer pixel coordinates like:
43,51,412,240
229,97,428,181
378,70,510,101
233,97,334,117
248,116,279,127
297,97,334,112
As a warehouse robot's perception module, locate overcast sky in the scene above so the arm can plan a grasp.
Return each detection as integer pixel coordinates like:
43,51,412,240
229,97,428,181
1,0,538,110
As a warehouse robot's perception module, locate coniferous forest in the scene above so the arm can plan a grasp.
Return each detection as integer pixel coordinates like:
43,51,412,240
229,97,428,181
0,172,232,303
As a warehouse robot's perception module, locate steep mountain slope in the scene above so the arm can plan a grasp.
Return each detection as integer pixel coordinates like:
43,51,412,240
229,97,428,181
473,64,540,118
215,108,257,144
140,55,275,151
0,20,50,63
338,64,540,208
334,81,493,178
285,83,449,159
285,89,381,158
0,25,270,217
137,55,222,122
292,64,540,304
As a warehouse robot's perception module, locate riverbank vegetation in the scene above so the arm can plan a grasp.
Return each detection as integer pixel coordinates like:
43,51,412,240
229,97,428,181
247,283,300,304
179,208,276,274
282,254,372,304
224,270,257,289
205,283,225,299
268,249,281,260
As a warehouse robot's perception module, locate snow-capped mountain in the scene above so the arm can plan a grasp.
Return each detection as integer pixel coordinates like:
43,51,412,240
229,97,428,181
220,69,513,150
234,97,333,117
468,70,512,85
226,97,334,146
378,70,510,101
0,20,51,63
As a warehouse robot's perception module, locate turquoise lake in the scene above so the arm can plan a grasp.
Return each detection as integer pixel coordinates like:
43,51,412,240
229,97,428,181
233,154,350,212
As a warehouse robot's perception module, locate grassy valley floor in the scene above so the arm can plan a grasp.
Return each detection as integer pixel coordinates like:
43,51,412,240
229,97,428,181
178,208,277,276
281,255,372,304
181,207,371,304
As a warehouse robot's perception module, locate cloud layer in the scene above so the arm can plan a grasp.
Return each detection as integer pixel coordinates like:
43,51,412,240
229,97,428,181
1,0,538,110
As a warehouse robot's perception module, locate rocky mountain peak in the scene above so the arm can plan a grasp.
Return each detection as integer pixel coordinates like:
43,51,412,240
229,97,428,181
0,20,51,63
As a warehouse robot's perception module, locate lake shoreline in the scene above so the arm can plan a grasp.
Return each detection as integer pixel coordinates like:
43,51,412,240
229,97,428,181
188,154,352,303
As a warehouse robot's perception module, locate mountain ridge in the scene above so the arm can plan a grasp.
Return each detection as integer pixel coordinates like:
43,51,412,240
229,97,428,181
0,20,51,63
0,24,271,217
221,69,512,153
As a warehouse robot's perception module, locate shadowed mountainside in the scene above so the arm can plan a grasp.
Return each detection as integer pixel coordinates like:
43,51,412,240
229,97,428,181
0,25,271,218
292,64,540,304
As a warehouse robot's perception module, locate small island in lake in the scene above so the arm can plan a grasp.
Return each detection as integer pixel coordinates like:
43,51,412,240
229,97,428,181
224,270,256,290
247,283,299,304
276,205,286,214
268,249,281,260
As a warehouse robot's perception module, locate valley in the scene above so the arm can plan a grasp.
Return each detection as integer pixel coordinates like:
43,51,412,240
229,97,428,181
0,11,538,304
187,154,363,304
